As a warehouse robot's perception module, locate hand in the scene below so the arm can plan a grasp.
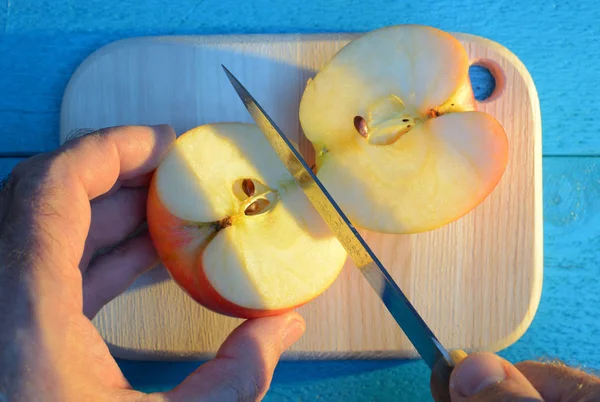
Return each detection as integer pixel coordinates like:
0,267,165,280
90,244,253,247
447,352,600,401
0,125,305,402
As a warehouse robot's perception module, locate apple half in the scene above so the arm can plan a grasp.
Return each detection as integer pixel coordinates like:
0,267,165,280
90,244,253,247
299,24,509,234
147,123,348,318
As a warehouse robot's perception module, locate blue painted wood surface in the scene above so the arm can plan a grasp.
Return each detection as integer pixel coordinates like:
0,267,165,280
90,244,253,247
1,1,599,400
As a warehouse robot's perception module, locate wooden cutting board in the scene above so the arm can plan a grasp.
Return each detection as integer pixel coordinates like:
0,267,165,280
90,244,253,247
59,31,543,360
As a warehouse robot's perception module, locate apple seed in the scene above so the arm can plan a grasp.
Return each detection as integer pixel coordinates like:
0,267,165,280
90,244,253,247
244,198,270,216
353,115,368,138
242,178,255,197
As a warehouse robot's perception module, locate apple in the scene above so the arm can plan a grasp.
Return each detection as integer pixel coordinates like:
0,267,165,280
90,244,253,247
147,25,509,318
299,24,509,234
146,123,348,319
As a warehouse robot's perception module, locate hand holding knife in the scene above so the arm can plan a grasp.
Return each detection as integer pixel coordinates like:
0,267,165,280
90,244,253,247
222,65,467,402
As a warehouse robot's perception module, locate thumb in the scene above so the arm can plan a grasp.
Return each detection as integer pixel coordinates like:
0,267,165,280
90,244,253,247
151,312,305,402
449,352,544,401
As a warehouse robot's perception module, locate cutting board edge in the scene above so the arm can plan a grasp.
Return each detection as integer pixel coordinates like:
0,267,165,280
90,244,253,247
473,31,545,357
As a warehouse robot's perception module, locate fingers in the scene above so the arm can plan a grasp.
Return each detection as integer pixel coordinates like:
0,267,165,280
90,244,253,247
92,170,155,203
153,312,306,402
516,360,600,401
82,230,159,318
80,187,149,270
449,352,544,401
59,125,176,200
1,125,175,276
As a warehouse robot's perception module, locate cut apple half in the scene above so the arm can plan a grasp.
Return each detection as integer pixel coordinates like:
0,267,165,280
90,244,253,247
299,24,509,234
147,123,348,318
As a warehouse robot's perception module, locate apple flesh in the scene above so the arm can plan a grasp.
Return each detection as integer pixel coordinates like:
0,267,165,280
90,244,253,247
299,24,509,234
146,123,348,319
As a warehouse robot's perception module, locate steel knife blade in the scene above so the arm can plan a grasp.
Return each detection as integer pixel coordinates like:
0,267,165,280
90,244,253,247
222,65,465,400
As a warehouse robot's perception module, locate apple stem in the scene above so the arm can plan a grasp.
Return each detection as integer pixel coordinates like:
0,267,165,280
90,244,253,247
216,217,233,230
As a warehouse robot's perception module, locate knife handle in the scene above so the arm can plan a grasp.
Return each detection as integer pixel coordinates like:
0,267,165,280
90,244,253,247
430,349,468,402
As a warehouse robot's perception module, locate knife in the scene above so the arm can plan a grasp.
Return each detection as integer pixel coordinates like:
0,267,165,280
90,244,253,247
222,65,467,401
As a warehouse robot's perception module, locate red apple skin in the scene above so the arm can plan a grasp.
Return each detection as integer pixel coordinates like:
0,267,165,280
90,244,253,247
146,173,315,319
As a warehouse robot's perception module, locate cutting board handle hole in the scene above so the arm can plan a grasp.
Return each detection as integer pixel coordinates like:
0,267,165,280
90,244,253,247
469,60,504,102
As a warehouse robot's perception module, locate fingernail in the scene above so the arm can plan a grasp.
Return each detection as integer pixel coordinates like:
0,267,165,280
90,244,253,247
282,318,305,349
451,353,507,397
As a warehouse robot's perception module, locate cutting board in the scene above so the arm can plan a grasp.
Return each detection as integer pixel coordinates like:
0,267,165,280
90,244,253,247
59,31,543,360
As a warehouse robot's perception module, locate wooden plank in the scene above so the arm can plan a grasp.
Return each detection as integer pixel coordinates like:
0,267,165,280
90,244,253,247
0,2,6,33
543,157,600,271
1,0,599,155
3,156,591,264
1,154,597,395
59,32,543,360
5,155,593,268
0,35,105,154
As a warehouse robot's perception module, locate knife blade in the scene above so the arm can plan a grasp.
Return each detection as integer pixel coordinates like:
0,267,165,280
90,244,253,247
222,65,465,400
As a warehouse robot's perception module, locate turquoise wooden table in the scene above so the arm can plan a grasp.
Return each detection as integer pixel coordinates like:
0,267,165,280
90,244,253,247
1,1,598,400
